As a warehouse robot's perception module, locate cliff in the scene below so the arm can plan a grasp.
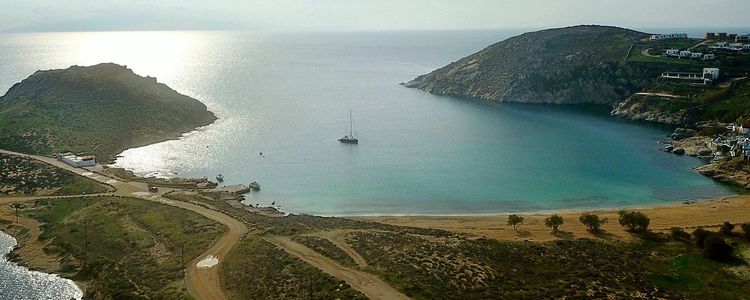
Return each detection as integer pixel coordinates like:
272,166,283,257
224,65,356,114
0,63,216,160
404,25,658,104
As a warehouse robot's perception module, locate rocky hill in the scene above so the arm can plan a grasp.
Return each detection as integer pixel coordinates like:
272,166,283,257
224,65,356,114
0,63,216,160
405,25,659,104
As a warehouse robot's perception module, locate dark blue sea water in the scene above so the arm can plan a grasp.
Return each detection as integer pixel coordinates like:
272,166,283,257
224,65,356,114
0,29,737,216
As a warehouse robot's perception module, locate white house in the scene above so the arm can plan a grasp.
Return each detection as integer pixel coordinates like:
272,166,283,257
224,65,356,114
702,54,716,60
665,49,680,57
690,52,703,59
650,33,688,41
703,68,720,83
56,152,96,168
679,50,692,58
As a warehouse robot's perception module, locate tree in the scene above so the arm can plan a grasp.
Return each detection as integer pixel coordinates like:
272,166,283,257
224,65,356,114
507,214,524,231
544,214,564,233
703,234,733,260
617,210,650,232
742,223,750,241
720,222,735,236
579,213,607,232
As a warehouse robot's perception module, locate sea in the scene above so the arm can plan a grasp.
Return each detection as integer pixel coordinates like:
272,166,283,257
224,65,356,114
1,28,746,217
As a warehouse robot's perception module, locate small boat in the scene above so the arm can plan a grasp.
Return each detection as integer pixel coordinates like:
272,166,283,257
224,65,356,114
339,108,359,144
249,181,261,191
216,174,224,182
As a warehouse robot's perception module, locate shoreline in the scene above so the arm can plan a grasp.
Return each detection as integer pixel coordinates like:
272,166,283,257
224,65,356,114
354,194,750,242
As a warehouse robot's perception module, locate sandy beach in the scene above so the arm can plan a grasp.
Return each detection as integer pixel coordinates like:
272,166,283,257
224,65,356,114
356,195,750,242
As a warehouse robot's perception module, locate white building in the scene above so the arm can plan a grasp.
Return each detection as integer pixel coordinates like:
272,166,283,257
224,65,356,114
650,33,688,41
690,52,703,59
679,50,692,58
665,49,680,57
703,68,720,84
702,54,716,60
56,152,96,168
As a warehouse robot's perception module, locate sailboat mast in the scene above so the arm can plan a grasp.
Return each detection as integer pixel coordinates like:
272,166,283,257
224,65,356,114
349,108,353,136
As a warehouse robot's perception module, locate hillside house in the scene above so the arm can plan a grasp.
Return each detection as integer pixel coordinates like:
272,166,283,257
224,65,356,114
690,52,703,59
665,49,680,57
650,33,688,41
702,54,716,60
56,152,96,168
737,35,749,43
679,50,692,58
705,32,716,39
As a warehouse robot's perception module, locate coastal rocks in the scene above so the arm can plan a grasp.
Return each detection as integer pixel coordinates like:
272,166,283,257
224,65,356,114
695,158,750,189
610,95,687,125
671,136,713,158
671,128,698,141
672,148,686,155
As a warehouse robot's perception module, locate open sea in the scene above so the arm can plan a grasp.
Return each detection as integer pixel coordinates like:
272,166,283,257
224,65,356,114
0,29,743,216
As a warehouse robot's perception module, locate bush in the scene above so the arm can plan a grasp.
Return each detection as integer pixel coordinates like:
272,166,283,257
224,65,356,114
507,214,524,230
703,234,733,260
670,227,691,241
742,223,750,241
579,213,607,232
719,222,735,236
617,210,650,232
693,227,710,248
544,214,564,233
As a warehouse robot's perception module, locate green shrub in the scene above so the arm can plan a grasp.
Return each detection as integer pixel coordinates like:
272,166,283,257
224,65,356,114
617,210,650,232
719,222,735,236
507,214,525,230
703,234,733,260
741,223,750,241
544,214,564,233
579,213,607,232
693,228,710,248
670,227,691,241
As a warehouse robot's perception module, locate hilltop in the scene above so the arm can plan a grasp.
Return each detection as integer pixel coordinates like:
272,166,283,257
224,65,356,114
0,63,216,160
405,25,656,104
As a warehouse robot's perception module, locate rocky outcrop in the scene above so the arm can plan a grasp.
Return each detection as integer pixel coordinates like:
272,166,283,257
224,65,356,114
405,25,659,104
610,94,688,125
695,158,750,189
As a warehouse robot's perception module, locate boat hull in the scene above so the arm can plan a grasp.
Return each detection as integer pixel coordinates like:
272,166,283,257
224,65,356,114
339,138,358,144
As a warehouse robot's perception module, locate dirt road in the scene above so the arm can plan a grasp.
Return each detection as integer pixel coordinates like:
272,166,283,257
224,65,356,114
265,236,410,300
0,149,247,300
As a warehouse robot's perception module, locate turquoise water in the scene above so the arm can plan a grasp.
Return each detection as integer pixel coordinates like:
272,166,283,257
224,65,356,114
0,30,735,215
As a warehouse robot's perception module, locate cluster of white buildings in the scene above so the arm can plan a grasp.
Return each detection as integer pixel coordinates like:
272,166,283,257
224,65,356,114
660,68,720,84
708,42,750,52
664,49,715,60
56,152,96,168
649,33,688,41
713,126,750,159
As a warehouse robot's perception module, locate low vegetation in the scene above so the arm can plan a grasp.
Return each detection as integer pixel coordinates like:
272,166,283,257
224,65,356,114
15,196,226,299
617,210,650,232
544,214,564,233
0,153,108,196
220,236,366,299
506,214,524,231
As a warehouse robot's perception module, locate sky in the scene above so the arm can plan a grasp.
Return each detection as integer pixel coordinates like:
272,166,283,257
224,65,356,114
2,0,749,32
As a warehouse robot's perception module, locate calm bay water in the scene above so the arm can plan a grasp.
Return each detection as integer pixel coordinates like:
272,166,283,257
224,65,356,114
0,232,82,300
0,30,737,216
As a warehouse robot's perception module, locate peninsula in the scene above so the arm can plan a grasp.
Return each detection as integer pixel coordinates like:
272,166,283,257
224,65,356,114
0,63,216,161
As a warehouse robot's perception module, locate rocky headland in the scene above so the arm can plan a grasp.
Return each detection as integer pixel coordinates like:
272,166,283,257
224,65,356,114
0,63,216,161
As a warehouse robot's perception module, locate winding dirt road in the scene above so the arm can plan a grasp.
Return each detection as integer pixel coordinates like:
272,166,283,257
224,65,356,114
265,236,410,300
0,149,247,300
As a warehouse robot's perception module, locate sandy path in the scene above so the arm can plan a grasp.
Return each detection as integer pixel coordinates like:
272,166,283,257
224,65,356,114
357,196,750,242
310,230,369,268
265,236,410,300
0,149,248,300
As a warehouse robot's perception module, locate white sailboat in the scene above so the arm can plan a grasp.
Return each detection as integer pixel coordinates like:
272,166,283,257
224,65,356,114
338,108,358,144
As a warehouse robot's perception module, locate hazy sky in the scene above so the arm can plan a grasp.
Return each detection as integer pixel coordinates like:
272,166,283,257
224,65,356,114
2,0,749,32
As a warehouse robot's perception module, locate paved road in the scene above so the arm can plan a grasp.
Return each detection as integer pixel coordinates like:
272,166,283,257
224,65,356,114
0,149,246,300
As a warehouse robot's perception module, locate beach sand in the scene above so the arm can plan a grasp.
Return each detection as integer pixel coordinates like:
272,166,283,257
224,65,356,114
355,195,750,242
